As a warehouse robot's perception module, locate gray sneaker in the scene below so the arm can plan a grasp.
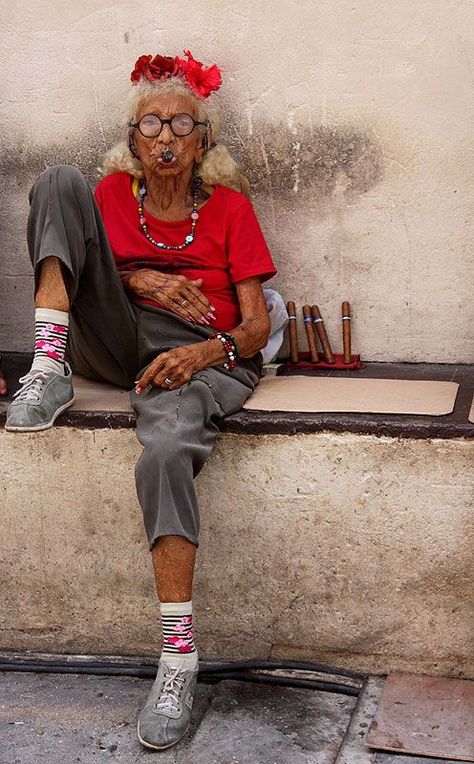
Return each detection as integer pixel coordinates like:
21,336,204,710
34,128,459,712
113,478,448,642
5,363,75,432
137,659,199,750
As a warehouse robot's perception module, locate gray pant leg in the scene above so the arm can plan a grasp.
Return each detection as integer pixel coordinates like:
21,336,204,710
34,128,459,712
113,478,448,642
132,365,257,550
27,164,138,387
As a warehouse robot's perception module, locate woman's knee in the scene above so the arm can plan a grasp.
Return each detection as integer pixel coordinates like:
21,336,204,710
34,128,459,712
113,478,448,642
135,434,187,477
30,164,88,203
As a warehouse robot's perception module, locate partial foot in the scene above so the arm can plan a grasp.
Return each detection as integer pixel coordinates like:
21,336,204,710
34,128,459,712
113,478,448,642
137,659,199,750
5,362,74,432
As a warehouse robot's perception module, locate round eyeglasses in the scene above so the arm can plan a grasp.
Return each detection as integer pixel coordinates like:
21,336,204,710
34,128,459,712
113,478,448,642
129,112,209,138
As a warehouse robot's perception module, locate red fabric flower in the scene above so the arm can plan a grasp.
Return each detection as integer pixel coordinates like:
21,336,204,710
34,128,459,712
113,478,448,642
130,54,180,84
130,55,152,84
178,50,222,99
130,50,222,98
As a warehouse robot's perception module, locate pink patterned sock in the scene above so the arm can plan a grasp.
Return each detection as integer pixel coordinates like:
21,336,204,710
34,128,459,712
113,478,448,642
160,600,198,669
31,308,69,375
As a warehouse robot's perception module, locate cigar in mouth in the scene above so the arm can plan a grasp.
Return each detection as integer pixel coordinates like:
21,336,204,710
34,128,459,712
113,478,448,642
311,305,334,363
342,301,352,363
286,301,299,363
162,150,175,163
302,305,319,362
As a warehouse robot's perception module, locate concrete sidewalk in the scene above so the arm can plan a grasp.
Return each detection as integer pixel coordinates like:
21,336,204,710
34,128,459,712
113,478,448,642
0,669,370,764
2,671,464,764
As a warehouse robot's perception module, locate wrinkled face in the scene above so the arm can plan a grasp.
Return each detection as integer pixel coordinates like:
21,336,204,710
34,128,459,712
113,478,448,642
132,92,206,178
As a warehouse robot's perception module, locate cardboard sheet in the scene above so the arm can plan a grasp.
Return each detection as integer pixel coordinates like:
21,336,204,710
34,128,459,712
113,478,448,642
242,376,459,415
71,375,133,412
367,671,474,761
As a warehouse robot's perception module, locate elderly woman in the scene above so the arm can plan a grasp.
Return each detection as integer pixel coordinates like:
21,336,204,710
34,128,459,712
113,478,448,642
6,51,276,750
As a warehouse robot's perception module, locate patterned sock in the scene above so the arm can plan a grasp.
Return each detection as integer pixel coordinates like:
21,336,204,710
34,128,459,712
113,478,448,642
159,600,198,669
31,308,69,375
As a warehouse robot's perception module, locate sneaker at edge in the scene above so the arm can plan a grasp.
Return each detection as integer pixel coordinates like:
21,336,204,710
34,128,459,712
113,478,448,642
137,659,199,750
5,363,75,432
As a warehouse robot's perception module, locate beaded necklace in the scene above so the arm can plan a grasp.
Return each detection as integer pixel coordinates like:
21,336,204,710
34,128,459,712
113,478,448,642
137,177,201,251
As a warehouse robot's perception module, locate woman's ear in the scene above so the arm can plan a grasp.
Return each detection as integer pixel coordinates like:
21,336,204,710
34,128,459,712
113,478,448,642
196,124,211,163
128,130,140,160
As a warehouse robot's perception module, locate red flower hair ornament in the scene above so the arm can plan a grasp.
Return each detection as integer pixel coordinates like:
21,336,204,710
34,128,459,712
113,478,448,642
130,50,222,99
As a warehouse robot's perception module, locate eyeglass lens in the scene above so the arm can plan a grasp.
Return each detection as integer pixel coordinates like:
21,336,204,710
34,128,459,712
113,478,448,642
138,113,195,137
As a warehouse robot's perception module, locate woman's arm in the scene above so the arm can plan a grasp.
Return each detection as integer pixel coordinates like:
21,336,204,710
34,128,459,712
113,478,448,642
135,276,270,393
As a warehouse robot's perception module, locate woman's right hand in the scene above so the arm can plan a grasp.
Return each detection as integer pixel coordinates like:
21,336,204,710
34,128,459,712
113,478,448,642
122,269,216,325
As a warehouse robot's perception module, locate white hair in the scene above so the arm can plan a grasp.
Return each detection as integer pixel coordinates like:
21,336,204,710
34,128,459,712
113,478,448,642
100,77,250,196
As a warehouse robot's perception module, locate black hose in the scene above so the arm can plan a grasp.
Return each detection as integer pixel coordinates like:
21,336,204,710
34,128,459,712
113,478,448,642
199,672,360,696
199,659,364,681
0,656,364,697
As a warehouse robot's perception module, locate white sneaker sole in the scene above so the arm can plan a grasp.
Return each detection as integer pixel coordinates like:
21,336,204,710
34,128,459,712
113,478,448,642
137,720,190,750
5,395,75,432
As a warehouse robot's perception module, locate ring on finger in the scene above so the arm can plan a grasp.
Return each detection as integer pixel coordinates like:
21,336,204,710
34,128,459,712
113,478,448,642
180,298,189,306
164,377,173,385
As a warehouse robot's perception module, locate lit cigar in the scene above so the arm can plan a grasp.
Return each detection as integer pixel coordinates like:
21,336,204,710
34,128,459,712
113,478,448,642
302,305,319,362
311,305,334,363
342,301,352,363
286,301,299,363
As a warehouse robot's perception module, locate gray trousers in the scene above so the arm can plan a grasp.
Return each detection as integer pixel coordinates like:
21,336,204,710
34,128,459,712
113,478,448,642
28,165,262,549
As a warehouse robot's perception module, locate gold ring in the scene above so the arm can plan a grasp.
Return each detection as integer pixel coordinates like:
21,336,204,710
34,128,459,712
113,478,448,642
180,299,188,306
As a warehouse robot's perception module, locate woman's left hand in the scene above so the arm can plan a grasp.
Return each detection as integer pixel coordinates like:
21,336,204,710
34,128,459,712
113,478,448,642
135,344,203,393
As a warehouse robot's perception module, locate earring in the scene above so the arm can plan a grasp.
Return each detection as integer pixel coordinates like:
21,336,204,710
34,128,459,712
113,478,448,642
128,133,140,160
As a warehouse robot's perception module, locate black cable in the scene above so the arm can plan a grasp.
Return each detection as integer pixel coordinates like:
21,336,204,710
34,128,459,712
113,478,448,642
199,672,359,696
0,656,364,697
199,659,364,681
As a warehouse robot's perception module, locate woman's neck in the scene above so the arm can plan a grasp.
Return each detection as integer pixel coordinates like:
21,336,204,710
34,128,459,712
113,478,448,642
143,167,193,217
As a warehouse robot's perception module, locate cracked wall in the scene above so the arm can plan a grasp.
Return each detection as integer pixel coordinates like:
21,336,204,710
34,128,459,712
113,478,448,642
0,0,473,361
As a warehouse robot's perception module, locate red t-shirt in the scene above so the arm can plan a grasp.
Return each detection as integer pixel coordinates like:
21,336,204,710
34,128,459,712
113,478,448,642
94,172,277,331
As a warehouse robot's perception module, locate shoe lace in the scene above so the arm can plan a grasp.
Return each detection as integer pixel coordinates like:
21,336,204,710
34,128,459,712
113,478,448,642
154,666,187,714
12,371,50,404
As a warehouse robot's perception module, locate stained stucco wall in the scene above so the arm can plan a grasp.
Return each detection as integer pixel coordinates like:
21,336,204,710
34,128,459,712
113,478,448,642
2,427,473,676
0,0,472,361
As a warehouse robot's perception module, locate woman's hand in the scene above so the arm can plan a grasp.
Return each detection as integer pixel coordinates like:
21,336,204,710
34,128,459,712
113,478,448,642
122,269,216,326
134,276,272,394
135,343,206,393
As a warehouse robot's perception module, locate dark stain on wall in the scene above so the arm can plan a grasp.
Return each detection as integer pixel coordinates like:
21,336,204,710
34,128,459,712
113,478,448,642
223,120,383,201
0,130,118,187
0,119,382,202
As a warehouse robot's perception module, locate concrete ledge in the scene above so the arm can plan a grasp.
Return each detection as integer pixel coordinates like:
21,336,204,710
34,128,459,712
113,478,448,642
1,422,473,678
1,353,473,439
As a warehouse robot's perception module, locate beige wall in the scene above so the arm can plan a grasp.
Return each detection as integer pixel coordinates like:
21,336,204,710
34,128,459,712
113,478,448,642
1,0,473,361
1,427,473,676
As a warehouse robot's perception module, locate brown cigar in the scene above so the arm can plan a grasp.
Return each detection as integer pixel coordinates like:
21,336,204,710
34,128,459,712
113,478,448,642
311,305,334,363
342,301,352,363
302,305,319,362
286,301,299,363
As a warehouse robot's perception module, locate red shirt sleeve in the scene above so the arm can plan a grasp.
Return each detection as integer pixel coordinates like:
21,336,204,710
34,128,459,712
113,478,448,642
226,197,277,284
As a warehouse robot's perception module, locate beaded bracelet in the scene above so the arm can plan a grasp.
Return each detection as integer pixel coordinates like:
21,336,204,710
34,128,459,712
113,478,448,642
218,331,240,361
209,332,238,371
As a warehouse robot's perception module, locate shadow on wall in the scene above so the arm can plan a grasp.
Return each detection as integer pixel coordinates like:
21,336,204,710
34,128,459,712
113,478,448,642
1,119,383,202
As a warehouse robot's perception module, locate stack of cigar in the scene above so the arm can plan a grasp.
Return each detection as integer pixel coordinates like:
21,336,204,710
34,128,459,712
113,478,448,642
285,300,360,368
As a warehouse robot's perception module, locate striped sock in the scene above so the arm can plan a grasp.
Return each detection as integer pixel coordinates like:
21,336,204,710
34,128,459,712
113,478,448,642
31,308,69,375
160,600,198,669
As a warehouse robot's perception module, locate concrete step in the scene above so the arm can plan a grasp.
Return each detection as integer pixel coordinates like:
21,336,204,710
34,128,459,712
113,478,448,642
1,355,473,677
